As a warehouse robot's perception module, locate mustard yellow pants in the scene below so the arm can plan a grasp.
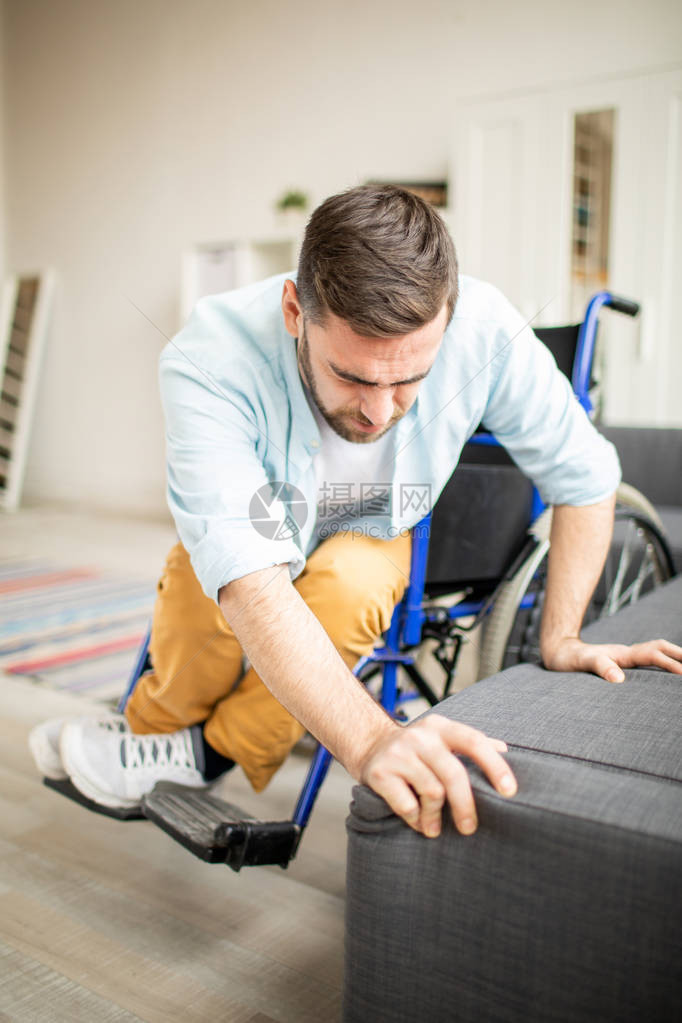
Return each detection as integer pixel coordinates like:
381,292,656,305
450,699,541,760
125,530,412,792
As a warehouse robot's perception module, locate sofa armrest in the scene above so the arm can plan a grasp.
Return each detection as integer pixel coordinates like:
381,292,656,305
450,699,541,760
344,576,682,1023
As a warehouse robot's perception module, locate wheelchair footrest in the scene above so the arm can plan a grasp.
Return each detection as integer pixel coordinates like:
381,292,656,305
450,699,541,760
141,781,301,871
43,776,146,820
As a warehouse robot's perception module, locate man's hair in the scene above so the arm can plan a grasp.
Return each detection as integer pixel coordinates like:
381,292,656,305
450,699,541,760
296,184,458,338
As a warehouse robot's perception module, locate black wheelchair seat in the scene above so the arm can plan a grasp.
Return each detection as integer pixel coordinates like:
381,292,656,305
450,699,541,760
426,442,534,595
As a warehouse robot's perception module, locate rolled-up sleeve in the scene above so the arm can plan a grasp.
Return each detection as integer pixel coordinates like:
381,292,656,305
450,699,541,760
481,295,621,506
160,352,305,603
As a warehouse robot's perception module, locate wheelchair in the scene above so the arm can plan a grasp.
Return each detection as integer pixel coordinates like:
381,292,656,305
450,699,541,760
43,291,676,871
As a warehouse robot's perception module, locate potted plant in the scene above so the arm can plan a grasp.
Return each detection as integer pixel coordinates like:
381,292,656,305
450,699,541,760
276,189,308,213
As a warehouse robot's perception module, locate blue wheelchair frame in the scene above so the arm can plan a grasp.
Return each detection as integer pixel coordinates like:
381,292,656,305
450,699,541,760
118,291,639,849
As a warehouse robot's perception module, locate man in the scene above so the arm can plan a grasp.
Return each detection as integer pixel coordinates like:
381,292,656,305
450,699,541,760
30,185,682,840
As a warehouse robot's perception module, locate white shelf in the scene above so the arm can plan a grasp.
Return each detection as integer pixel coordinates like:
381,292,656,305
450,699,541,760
180,234,302,325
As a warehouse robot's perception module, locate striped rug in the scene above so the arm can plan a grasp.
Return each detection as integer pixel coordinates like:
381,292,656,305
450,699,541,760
0,557,156,705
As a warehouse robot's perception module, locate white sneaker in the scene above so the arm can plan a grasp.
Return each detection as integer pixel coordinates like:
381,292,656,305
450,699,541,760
28,714,129,780
59,718,206,810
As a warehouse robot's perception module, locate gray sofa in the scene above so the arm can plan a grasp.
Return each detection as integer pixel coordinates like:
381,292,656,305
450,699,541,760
601,426,682,572
344,575,682,1022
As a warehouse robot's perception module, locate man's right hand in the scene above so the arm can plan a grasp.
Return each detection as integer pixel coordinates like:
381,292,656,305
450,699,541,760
359,714,517,838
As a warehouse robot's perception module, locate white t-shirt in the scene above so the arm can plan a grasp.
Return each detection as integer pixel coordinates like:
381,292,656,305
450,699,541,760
308,400,396,542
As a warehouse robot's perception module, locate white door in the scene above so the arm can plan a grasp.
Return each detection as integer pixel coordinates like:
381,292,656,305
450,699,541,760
450,68,682,426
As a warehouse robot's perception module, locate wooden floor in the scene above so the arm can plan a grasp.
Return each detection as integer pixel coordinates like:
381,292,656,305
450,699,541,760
0,505,352,1021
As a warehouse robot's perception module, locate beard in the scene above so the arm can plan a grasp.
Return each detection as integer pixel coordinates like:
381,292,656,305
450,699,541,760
296,325,403,444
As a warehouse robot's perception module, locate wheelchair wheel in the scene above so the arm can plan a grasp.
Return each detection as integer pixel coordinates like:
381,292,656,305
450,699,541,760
478,483,675,677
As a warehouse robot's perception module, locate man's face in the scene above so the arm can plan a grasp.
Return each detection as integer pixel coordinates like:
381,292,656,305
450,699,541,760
282,281,447,444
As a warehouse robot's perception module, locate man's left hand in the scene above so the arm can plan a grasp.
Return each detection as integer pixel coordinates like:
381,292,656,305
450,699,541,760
542,637,682,683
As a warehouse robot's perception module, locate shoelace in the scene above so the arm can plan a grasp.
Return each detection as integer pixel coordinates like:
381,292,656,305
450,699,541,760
119,729,195,771
99,716,128,733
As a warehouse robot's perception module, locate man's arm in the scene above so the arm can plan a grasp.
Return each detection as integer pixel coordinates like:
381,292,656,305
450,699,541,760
219,567,518,838
540,494,682,680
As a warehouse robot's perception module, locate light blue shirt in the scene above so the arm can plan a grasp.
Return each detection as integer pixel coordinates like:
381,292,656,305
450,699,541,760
159,272,621,602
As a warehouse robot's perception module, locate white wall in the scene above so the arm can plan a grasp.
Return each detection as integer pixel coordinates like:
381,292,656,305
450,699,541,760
0,2,5,290
2,0,682,516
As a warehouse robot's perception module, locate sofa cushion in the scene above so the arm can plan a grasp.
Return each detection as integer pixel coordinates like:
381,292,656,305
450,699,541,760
424,575,682,779
430,664,682,781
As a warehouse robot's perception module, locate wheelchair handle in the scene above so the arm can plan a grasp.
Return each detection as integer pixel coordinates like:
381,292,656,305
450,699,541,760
573,290,640,413
606,294,640,317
